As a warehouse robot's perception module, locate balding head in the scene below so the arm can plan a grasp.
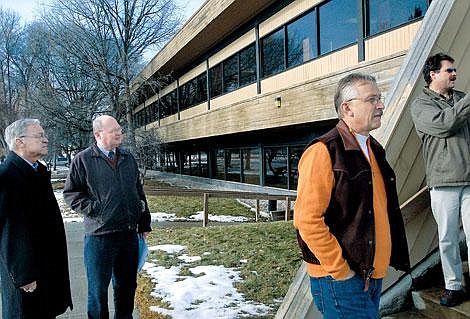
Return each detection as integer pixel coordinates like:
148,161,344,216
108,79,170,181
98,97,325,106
93,115,123,150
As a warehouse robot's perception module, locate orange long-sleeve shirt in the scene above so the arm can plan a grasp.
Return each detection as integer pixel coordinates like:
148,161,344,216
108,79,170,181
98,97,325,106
294,139,391,280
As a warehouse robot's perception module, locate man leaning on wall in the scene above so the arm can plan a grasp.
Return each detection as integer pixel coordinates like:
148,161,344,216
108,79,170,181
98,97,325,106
411,52,470,307
294,73,410,318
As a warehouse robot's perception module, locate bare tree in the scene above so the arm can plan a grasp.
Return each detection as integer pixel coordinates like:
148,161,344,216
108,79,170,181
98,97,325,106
19,21,103,159
43,0,181,152
0,9,23,149
131,126,164,178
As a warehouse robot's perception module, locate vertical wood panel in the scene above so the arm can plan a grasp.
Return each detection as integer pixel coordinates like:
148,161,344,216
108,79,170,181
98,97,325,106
261,46,358,94
210,84,257,109
365,22,421,61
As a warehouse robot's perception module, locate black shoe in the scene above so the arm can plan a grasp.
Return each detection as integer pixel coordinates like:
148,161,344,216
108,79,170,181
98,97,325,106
440,289,465,307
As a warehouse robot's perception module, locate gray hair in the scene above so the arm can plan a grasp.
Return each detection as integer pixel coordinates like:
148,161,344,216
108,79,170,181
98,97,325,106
92,115,114,133
4,119,41,151
334,73,377,118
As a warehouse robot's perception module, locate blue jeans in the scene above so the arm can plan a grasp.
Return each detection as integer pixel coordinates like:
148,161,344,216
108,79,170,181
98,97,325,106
84,231,138,319
310,275,382,319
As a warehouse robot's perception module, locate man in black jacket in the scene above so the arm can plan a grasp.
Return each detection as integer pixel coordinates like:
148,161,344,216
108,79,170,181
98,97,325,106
0,119,72,318
64,115,151,318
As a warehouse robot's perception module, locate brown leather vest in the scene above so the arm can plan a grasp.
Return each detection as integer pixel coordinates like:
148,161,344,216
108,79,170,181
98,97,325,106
296,120,410,278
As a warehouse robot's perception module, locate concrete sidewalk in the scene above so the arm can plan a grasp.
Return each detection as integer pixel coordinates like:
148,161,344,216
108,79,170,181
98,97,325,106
58,222,140,318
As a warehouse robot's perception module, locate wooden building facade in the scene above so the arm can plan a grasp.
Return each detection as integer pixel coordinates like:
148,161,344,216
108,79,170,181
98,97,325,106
132,0,430,190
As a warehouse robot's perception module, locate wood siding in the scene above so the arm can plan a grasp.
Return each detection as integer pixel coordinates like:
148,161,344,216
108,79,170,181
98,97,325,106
261,46,358,94
157,54,405,143
209,29,255,67
180,102,208,120
210,84,257,109
365,22,422,61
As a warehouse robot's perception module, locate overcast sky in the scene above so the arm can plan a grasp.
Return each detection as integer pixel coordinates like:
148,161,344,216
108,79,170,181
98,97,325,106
0,0,205,24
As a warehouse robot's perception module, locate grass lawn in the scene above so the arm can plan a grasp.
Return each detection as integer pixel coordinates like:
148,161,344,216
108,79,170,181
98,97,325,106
136,221,302,319
146,195,256,219
144,179,257,219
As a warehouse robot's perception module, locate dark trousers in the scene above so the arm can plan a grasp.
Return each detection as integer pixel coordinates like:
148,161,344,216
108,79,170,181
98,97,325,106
84,231,138,319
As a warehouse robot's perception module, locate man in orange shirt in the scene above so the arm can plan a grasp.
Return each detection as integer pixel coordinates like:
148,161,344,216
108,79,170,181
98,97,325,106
294,73,410,318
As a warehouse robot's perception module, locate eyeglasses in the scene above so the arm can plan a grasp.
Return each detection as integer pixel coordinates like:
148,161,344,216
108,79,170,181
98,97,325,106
443,68,457,73
346,95,384,106
19,133,48,140
100,128,123,134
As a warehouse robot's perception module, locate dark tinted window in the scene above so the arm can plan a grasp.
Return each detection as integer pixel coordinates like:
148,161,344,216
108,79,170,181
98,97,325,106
196,73,208,105
242,148,260,185
239,44,256,86
262,28,285,78
215,149,226,180
179,73,207,111
319,0,357,55
210,64,223,98
287,10,317,68
368,0,428,36
289,146,304,190
150,102,158,123
226,149,241,182
265,147,288,189
223,54,239,93
160,90,177,119
179,84,188,111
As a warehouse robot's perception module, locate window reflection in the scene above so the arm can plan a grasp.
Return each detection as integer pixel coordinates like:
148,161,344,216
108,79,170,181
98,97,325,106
179,73,207,111
262,28,285,78
265,147,288,188
159,90,177,120
239,44,256,86
319,0,357,55
223,54,239,93
215,149,226,180
368,0,428,36
287,10,317,68
210,64,223,98
226,149,241,182
289,146,304,190
242,148,260,185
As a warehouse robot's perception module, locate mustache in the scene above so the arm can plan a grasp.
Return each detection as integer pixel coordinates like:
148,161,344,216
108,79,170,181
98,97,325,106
450,76,457,81
374,111,383,117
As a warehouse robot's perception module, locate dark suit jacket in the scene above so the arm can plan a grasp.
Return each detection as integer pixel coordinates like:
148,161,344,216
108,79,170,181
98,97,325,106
0,152,72,318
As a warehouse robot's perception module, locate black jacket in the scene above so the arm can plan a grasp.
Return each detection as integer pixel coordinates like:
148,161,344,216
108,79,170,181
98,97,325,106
63,144,151,235
0,152,72,318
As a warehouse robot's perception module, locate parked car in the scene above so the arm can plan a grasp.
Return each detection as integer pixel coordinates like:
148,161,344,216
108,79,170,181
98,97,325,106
56,157,68,166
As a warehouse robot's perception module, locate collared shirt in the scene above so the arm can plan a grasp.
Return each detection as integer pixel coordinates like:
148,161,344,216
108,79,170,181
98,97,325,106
355,133,370,161
96,144,116,158
13,151,38,170
424,86,454,105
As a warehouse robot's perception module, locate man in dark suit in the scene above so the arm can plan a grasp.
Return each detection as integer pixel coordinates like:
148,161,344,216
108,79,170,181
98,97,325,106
0,119,72,318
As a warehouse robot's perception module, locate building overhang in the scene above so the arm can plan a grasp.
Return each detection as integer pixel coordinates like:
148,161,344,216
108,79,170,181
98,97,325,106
137,0,278,83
